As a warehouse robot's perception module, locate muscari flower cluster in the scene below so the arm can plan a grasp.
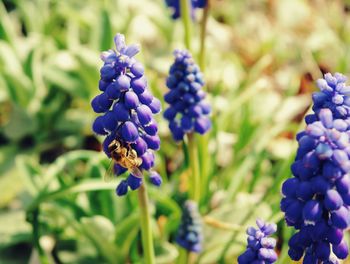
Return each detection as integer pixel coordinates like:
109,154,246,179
163,50,211,141
176,200,203,252
238,219,278,264
91,33,162,196
312,73,350,119
281,73,350,263
165,0,207,20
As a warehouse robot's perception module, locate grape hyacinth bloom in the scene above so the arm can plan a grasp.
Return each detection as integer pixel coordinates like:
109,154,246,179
165,0,207,20
238,219,278,264
281,73,350,263
193,0,207,8
91,33,162,196
176,200,203,252
164,50,211,141
312,72,350,119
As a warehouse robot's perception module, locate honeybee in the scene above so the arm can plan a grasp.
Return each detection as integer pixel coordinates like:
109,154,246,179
104,139,143,182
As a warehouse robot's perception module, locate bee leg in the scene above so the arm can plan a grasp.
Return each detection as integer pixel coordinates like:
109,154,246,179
121,147,128,156
129,149,138,159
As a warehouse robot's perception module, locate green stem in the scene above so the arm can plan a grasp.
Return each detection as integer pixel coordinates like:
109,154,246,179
180,0,192,50
138,184,155,264
198,134,210,203
188,134,201,203
198,2,210,205
198,0,210,71
177,247,189,264
32,208,50,264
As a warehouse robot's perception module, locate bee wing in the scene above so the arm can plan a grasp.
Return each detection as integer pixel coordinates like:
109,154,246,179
129,166,143,178
103,161,115,182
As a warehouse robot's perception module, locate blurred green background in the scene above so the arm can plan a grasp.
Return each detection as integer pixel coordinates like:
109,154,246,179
1,0,350,263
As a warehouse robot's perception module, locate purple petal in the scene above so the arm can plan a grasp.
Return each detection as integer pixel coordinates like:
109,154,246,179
122,44,140,57
333,239,349,259
114,33,126,52
319,108,333,128
149,171,162,186
121,121,139,142
324,189,343,211
316,78,332,92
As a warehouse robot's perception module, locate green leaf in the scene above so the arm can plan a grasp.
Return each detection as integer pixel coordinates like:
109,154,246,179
114,213,139,258
0,167,23,208
0,2,17,46
155,242,178,264
0,42,33,107
27,179,116,213
3,104,37,141
80,216,121,264
43,66,85,98
0,211,31,248
99,9,112,51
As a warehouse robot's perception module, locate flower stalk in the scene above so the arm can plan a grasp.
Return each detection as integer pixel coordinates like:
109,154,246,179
177,247,189,264
138,183,155,264
198,1,211,202
198,0,210,71
188,133,201,202
32,208,50,264
180,0,192,50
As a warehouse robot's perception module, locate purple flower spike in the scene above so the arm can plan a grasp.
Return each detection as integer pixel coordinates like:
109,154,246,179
164,50,211,141
313,73,350,119
176,201,202,253
165,0,207,20
91,33,162,195
281,73,350,263
238,219,277,264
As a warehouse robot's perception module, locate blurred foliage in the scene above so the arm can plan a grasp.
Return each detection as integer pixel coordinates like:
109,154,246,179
1,0,350,263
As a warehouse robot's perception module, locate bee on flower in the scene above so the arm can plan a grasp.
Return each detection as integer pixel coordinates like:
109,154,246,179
91,33,162,196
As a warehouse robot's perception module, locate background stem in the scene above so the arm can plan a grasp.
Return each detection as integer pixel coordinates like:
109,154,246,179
177,247,189,264
32,208,50,264
198,1,211,207
180,0,192,50
198,0,210,71
188,134,201,202
138,184,155,264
